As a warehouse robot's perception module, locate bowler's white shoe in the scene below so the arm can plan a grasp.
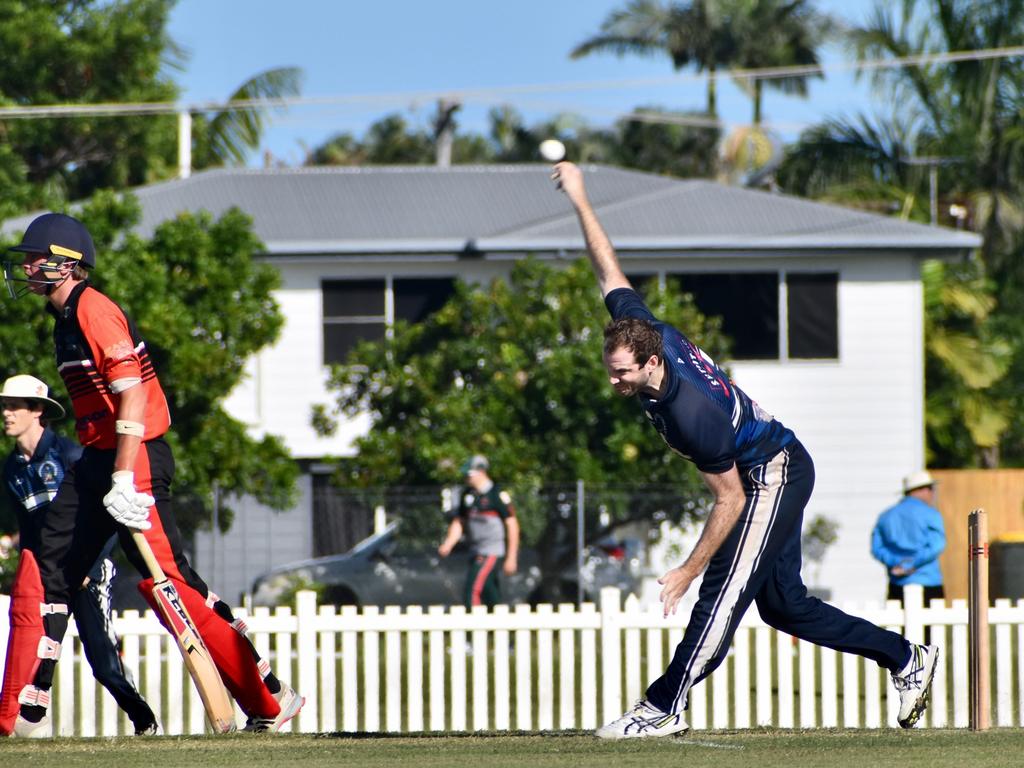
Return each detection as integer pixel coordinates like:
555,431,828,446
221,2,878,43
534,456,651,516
12,713,51,738
595,698,689,739
893,643,939,728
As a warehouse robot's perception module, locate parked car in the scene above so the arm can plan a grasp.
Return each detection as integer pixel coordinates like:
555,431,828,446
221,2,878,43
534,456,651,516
249,520,641,607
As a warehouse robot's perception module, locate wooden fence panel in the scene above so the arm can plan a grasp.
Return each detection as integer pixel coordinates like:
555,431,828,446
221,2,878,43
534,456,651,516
932,468,1024,601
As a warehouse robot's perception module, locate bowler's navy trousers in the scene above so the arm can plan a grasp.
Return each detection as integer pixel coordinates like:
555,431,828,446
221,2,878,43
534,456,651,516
646,440,912,714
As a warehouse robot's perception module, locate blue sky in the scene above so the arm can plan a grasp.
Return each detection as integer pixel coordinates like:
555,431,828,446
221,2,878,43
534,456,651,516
166,0,881,167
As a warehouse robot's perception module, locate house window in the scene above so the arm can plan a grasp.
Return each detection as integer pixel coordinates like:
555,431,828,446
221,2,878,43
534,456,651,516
394,278,456,324
322,279,386,365
787,272,838,359
322,277,457,365
673,273,779,360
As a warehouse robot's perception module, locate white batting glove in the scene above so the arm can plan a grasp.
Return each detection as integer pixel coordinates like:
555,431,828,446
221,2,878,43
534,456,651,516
103,471,154,530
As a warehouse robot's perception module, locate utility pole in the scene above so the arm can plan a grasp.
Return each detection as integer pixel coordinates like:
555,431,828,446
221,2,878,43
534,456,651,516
177,110,192,179
433,99,460,168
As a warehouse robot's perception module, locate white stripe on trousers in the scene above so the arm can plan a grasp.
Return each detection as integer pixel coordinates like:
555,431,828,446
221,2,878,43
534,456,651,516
669,448,791,713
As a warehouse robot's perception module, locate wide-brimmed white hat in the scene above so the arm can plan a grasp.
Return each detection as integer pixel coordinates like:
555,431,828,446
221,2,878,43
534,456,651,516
0,374,65,419
902,470,935,494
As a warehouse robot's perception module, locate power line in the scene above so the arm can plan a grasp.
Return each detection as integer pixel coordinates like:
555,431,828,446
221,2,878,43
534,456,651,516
0,44,1020,121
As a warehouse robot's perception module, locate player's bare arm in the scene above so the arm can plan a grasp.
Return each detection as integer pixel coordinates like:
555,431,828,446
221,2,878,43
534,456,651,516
503,516,520,575
112,382,147,473
552,162,631,298
658,465,746,617
438,518,463,557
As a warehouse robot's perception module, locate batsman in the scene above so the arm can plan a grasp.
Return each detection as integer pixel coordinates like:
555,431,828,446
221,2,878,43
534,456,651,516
551,162,940,738
1,213,303,736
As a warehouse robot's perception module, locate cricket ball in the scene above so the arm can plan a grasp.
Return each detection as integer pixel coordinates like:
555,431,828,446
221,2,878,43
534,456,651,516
539,138,566,162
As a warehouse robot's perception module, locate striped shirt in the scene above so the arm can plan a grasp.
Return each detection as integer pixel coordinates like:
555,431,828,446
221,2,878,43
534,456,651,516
48,282,170,449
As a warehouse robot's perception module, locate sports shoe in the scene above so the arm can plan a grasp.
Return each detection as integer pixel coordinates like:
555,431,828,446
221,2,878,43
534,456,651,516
595,698,689,739
892,643,940,728
134,720,163,736
12,713,51,738
242,684,305,733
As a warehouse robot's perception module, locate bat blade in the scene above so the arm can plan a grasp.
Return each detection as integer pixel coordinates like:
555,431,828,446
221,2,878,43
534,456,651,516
151,578,236,733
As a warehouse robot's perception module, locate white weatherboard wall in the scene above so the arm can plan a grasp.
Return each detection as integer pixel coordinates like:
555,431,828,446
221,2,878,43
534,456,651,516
728,254,925,603
215,250,925,604
191,474,313,604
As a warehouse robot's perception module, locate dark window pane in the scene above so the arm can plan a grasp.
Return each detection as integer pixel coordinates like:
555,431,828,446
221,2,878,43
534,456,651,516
788,273,838,359
324,322,385,365
673,273,779,359
394,278,456,323
322,279,385,317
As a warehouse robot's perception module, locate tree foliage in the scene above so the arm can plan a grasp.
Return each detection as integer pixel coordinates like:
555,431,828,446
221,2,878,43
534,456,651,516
0,0,302,210
0,0,180,203
570,0,831,123
0,194,298,536
306,106,721,179
314,258,730,566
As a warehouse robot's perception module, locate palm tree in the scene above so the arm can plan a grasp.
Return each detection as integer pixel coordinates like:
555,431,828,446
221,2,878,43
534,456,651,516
725,0,830,125
570,0,830,124
192,67,304,169
571,0,727,116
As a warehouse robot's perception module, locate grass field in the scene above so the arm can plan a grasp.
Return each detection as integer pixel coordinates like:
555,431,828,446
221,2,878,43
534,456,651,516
4,729,1023,768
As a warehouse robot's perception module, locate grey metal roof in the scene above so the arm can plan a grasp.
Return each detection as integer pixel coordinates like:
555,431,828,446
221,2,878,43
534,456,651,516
2,165,981,257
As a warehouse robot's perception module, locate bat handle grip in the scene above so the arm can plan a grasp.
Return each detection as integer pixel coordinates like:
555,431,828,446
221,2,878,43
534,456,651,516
131,530,167,583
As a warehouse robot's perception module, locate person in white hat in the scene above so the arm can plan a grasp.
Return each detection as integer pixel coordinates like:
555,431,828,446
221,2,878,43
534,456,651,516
871,470,947,604
1,374,158,736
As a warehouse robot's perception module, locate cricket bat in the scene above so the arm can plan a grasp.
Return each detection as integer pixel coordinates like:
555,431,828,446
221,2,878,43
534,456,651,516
132,531,237,733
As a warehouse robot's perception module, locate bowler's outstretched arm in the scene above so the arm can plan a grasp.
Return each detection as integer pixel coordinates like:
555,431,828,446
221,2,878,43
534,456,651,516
552,162,631,297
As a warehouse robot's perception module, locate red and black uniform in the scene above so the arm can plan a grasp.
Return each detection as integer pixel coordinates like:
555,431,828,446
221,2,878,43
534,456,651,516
28,281,282,722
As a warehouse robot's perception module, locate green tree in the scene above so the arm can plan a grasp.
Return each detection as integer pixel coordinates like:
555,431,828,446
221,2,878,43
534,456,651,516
0,1,302,207
0,193,298,537
189,67,304,170
0,0,180,202
571,0,729,117
314,258,730,583
614,106,721,177
570,0,829,124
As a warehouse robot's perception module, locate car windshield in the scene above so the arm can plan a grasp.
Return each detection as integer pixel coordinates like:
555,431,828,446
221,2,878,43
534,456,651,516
347,521,399,557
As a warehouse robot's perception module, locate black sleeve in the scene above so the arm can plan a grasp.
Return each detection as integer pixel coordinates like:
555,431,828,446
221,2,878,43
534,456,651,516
605,287,658,322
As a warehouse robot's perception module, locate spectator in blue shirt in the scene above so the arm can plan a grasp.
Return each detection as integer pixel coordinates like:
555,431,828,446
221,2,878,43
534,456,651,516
872,470,946,604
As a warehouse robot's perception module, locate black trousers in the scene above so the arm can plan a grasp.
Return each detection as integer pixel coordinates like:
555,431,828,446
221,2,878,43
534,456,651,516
73,561,155,729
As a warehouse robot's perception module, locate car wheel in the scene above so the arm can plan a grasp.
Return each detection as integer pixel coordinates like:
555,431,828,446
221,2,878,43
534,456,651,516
324,586,360,607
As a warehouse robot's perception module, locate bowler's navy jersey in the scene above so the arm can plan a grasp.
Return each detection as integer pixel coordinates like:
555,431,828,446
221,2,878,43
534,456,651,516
606,288,794,473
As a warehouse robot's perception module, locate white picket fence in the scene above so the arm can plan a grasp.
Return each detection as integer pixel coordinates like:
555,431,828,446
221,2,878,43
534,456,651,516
0,585,1020,737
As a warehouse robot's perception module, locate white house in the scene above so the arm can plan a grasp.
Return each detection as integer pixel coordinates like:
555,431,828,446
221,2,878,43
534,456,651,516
2,165,981,604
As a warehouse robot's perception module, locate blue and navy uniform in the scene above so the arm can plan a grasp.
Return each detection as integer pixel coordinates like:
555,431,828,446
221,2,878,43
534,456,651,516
4,429,80,554
872,497,946,589
4,427,156,731
606,288,912,715
606,288,793,473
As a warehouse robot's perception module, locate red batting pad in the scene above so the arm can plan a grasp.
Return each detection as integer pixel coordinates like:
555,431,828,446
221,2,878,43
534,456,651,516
138,578,279,718
0,552,45,735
